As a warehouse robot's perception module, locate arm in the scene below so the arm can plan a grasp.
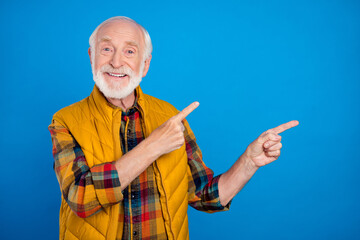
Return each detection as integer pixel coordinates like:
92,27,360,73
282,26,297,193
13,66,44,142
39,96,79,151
49,120,122,218
185,119,230,212
218,120,299,206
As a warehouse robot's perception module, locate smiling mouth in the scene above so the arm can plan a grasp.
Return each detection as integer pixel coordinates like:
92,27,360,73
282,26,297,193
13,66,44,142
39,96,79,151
106,72,128,78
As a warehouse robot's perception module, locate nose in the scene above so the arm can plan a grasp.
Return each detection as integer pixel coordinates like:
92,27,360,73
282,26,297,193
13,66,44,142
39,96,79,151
110,50,125,69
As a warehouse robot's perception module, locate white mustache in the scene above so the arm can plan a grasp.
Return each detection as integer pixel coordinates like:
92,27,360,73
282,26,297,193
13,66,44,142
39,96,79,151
100,64,134,77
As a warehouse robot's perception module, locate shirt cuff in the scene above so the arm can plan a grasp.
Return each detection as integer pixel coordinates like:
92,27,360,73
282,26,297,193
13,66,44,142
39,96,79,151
203,175,231,211
90,162,123,207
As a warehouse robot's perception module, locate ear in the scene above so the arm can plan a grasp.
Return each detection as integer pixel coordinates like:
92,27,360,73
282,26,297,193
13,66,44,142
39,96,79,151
141,54,152,78
88,47,92,65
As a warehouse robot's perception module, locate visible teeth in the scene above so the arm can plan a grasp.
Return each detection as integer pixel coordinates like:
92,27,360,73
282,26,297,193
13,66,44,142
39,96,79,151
108,73,126,77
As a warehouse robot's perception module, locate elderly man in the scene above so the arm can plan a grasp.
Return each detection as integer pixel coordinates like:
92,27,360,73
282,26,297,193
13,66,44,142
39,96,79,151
49,16,298,240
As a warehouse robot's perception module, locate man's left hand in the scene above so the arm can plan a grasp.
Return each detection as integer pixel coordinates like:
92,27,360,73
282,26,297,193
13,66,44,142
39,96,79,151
245,120,299,168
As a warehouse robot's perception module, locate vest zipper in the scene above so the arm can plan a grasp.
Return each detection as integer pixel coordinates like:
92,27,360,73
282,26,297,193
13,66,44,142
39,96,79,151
124,117,134,240
138,106,175,240
154,161,175,240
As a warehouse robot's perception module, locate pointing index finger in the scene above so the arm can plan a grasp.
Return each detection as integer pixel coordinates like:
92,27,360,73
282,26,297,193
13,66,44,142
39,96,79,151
271,120,299,134
175,102,200,121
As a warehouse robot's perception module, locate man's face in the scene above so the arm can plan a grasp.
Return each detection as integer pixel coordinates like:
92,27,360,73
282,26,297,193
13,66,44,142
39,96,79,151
90,20,150,99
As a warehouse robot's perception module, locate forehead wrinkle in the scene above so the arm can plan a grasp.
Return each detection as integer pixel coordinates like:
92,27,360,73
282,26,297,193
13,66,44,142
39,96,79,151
125,40,139,48
99,21,143,41
95,21,145,58
98,35,112,44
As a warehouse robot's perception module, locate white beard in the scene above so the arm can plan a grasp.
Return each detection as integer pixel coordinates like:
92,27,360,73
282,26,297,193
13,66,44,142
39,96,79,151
92,62,144,99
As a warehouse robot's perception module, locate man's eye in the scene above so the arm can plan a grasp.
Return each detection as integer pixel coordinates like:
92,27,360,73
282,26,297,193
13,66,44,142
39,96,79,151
103,48,111,51
127,50,135,54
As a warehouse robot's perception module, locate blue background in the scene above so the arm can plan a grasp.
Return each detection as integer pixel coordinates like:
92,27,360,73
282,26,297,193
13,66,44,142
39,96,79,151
1,0,359,239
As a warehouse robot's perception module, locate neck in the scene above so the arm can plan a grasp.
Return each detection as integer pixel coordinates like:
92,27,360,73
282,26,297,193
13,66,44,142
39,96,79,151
106,91,136,111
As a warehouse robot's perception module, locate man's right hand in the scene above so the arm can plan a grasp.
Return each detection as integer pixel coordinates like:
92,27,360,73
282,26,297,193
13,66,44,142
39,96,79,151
146,102,199,158
115,101,199,190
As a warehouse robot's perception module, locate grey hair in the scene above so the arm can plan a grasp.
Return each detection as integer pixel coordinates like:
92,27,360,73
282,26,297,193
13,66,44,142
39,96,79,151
89,16,152,63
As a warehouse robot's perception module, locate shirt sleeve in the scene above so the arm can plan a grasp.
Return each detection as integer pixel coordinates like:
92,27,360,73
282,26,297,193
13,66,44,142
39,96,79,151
49,119,123,218
183,119,231,212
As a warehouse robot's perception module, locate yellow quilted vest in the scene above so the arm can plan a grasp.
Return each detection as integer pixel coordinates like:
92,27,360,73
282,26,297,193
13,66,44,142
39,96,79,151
52,86,190,240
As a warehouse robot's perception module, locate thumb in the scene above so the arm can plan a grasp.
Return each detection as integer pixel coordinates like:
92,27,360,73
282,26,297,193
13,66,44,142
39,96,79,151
258,131,281,144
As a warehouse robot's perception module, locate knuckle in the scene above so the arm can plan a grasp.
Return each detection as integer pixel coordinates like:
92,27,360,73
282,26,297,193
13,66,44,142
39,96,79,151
265,141,273,148
269,133,276,138
176,140,184,147
164,120,172,127
174,125,181,132
266,129,273,134
271,143,282,151
271,134,281,141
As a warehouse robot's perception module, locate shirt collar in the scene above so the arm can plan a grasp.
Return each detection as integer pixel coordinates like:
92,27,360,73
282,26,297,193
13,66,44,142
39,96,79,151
90,85,146,118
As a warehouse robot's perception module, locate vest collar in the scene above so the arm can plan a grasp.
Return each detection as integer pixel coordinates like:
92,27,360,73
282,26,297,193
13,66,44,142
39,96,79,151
89,85,148,121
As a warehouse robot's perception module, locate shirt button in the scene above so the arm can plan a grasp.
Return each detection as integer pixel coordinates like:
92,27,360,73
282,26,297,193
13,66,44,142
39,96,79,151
131,194,135,199
127,129,131,134
133,231,137,236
